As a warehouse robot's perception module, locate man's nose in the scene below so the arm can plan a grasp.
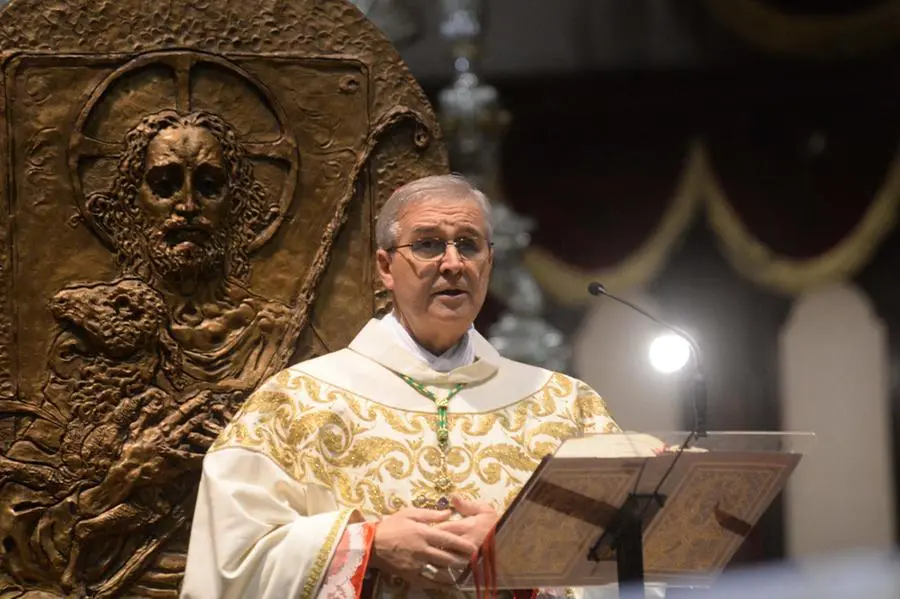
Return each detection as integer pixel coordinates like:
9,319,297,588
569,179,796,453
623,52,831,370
439,244,464,274
173,175,200,216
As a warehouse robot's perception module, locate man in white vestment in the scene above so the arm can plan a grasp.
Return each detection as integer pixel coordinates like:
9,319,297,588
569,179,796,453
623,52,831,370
181,174,622,599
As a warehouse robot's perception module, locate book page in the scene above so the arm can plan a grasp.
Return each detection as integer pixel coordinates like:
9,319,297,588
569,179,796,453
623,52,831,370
553,432,666,459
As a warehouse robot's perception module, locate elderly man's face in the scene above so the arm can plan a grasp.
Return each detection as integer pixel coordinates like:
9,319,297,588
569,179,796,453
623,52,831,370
377,198,493,353
136,125,231,278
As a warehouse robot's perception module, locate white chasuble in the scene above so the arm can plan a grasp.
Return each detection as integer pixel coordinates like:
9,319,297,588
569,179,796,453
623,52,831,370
181,319,620,599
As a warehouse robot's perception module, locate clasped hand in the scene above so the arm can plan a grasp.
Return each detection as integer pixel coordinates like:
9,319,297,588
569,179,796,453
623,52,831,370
370,496,498,588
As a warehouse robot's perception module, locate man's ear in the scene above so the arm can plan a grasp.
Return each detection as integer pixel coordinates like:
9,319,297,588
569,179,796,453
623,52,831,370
376,249,394,290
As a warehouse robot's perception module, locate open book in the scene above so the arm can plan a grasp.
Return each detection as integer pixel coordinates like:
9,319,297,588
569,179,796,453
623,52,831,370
553,431,676,458
451,432,803,591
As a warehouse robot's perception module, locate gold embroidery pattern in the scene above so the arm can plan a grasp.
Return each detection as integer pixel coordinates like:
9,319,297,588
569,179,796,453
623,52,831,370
301,508,354,599
212,370,619,516
574,382,622,435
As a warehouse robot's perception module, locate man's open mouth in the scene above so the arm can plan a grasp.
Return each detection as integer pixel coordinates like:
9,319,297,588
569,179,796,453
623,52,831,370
165,227,210,246
434,289,466,297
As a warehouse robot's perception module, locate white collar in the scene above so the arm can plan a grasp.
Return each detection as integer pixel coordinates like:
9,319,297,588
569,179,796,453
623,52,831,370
379,311,475,373
348,318,499,385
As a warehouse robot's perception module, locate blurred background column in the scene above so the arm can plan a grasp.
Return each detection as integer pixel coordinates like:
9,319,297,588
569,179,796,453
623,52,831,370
436,0,571,372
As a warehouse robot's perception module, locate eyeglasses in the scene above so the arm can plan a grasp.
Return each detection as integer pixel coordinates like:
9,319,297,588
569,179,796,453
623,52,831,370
389,236,493,262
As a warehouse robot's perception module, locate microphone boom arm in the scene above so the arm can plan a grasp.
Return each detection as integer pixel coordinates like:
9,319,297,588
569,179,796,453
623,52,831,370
587,282,708,437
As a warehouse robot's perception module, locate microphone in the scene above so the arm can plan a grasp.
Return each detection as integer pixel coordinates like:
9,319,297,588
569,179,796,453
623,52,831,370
587,282,708,438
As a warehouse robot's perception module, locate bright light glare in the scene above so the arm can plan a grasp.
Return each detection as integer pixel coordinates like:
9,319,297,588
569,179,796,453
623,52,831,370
649,334,691,373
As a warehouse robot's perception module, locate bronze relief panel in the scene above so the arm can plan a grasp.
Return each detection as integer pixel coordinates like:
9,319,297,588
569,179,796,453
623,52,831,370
0,33,444,597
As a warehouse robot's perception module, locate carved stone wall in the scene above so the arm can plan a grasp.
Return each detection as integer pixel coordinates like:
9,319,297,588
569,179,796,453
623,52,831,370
0,1,447,597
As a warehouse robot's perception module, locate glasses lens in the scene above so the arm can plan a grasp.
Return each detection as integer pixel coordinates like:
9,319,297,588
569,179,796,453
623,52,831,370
455,237,483,259
410,238,446,260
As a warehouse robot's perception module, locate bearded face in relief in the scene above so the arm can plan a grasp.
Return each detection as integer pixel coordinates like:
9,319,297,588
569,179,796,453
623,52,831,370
137,123,231,281
89,110,273,289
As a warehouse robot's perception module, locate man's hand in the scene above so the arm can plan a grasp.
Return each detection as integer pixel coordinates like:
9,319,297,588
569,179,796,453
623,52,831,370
370,507,479,587
435,496,499,548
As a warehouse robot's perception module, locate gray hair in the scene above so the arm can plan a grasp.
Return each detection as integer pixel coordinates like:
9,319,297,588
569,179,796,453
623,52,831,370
375,174,494,249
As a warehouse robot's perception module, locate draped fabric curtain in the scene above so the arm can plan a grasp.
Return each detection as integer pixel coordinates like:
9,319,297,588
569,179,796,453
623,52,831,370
499,83,900,305
704,0,900,58
521,141,900,304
